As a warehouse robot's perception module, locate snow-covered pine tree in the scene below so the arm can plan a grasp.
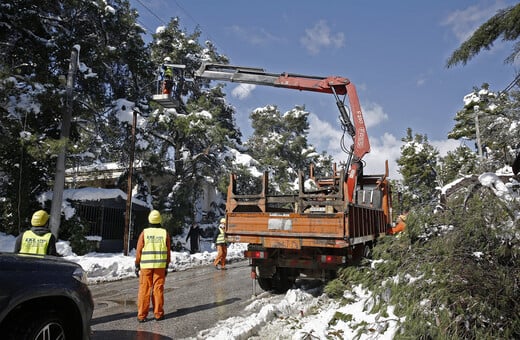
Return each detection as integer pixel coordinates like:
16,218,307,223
448,83,520,172
245,105,326,194
142,17,242,225
0,0,150,234
396,128,440,208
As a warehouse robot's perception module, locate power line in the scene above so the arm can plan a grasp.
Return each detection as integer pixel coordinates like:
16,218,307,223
132,0,226,55
170,0,225,53
501,72,520,93
173,0,200,30
136,18,153,35
134,0,167,25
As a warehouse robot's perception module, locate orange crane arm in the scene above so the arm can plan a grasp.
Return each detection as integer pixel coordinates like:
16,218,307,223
195,62,371,202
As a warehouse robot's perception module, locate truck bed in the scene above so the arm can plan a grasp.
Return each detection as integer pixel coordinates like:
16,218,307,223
225,170,389,249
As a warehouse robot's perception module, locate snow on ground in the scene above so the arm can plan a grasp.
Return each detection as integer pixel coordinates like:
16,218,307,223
0,232,400,339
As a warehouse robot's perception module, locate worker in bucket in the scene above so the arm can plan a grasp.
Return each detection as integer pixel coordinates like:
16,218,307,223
213,217,228,270
135,209,171,322
161,57,174,95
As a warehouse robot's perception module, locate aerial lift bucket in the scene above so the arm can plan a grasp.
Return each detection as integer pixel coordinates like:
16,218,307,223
151,63,186,109
151,94,180,108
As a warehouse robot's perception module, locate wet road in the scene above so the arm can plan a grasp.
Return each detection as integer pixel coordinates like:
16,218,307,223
90,260,261,339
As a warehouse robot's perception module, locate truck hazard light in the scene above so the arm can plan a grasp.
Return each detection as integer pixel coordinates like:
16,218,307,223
320,255,346,264
244,250,267,259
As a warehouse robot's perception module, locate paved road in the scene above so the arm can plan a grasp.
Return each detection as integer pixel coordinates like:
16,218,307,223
90,260,262,339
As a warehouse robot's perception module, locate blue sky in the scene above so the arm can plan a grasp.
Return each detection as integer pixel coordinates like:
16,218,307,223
130,0,519,178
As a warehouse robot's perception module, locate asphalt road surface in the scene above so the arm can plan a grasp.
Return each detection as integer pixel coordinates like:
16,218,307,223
90,259,262,339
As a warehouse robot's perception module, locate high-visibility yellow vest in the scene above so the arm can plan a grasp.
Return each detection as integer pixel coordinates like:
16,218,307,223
20,230,52,255
141,228,168,269
216,226,226,244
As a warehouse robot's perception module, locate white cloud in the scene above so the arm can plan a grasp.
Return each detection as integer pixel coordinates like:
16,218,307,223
441,1,505,43
229,25,283,45
307,113,344,154
363,133,403,179
307,113,402,178
361,101,389,128
308,111,459,180
416,70,432,86
300,20,345,55
432,138,460,156
231,84,256,99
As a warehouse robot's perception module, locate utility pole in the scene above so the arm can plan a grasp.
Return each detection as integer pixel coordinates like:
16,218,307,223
123,110,137,256
49,46,79,237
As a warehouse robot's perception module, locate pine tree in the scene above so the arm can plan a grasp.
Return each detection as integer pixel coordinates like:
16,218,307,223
0,0,151,234
438,145,478,184
141,17,242,224
448,84,520,171
396,128,440,208
446,3,520,67
245,105,325,194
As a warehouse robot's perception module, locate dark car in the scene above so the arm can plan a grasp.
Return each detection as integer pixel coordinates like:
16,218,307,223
0,252,94,340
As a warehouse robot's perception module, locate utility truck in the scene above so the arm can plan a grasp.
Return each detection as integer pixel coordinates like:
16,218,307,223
161,62,394,293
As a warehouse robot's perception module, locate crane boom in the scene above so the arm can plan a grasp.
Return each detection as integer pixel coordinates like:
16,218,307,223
195,62,370,162
193,62,372,202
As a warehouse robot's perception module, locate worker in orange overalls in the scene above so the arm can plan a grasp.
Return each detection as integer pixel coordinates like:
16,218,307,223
389,211,408,235
213,218,228,270
161,57,174,95
135,210,171,322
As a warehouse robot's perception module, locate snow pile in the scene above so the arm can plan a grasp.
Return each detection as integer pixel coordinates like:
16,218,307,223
0,233,247,284
70,242,248,284
1,232,401,339
194,284,400,340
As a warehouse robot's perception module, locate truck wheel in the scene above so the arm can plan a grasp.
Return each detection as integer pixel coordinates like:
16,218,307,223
257,277,273,291
272,268,294,294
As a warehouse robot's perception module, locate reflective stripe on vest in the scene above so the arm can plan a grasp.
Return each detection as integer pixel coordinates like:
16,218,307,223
141,228,168,269
216,227,226,244
20,230,52,255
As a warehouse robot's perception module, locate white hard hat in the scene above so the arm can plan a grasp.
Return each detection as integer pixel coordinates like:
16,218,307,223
164,57,172,62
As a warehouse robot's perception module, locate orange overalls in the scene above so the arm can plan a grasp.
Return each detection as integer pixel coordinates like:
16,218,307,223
213,226,227,269
135,227,171,320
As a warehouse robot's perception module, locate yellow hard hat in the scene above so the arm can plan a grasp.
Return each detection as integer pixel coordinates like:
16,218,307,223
220,218,226,224
31,210,49,227
148,210,162,224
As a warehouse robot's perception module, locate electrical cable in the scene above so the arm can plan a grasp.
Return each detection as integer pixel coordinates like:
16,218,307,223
501,72,520,93
132,0,225,56
134,0,167,25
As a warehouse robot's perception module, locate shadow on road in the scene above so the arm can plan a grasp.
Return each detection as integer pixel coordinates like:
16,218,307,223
92,297,241,325
92,311,136,325
93,330,173,340
164,297,241,319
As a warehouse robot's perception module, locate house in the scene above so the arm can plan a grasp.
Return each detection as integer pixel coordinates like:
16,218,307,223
61,162,222,252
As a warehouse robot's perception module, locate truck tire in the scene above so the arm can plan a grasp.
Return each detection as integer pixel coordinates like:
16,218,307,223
272,267,294,294
257,277,273,291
